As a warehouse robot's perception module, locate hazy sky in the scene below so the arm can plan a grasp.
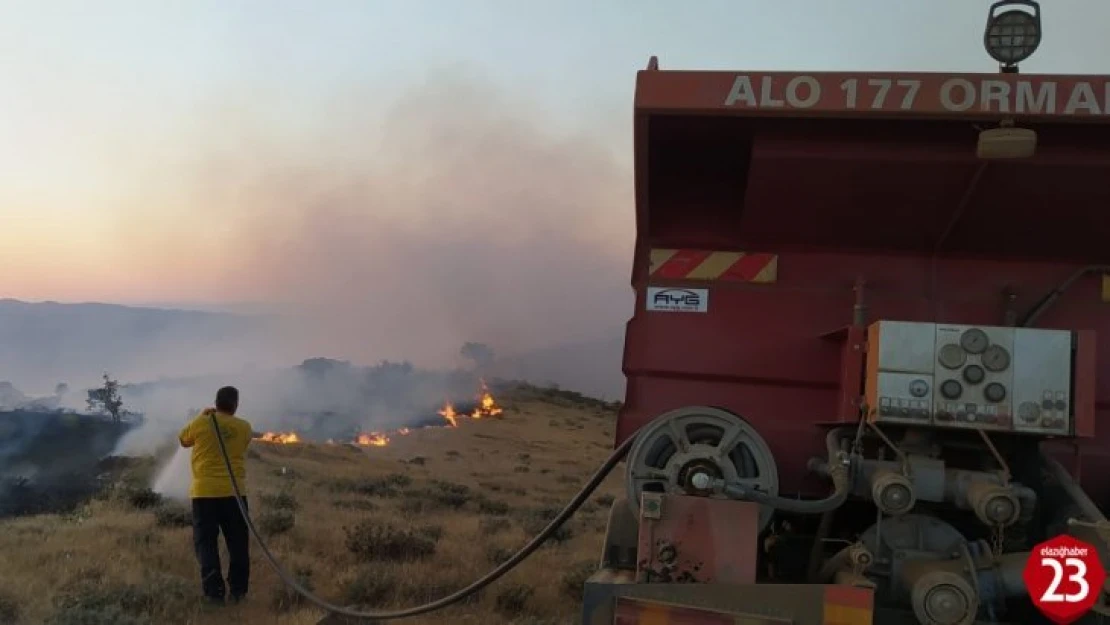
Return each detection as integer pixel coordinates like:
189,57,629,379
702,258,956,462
4,1,1110,369
4,1,1110,305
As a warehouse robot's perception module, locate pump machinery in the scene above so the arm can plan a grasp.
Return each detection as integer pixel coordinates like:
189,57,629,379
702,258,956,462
583,3,1110,624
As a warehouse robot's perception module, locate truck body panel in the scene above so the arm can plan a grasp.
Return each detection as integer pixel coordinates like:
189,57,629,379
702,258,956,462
618,67,1110,505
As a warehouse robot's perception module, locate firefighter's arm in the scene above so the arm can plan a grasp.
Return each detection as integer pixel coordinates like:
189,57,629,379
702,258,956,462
179,409,213,448
178,420,196,448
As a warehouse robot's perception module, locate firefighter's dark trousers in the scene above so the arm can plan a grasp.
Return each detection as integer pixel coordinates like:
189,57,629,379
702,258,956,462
192,496,250,601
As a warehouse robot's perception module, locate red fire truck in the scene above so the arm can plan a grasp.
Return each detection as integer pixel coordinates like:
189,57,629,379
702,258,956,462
585,3,1110,624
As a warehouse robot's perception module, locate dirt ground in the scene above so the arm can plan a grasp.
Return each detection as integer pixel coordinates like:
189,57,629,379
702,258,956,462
0,388,623,625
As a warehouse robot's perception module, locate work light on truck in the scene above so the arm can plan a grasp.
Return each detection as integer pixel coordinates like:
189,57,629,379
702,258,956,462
984,0,1042,68
978,2,1042,160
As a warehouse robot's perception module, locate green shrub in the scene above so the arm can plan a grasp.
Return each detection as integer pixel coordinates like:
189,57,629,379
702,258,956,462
323,473,411,498
154,504,191,528
561,561,596,600
344,520,436,562
125,488,163,510
495,584,534,615
0,589,20,625
400,480,473,512
414,524,443,541
485,544,515,565
475,496,510,516
256,509,295,536
270,566,313,613
519,507,572,545
46,574,191,625
331,499,377,511
260,491,298,511
479,518,511,536
343,568,398,607
426,480,471,508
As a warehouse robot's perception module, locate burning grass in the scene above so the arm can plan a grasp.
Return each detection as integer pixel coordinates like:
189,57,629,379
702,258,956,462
255,380,505,449
0,389,621,625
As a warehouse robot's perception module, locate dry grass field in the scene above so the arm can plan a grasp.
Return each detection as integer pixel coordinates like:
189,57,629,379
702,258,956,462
0,386,623,625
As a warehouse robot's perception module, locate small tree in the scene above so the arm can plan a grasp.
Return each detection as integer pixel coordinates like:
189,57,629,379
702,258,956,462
87,373,125,423
460,342,495,369
297,357,351,377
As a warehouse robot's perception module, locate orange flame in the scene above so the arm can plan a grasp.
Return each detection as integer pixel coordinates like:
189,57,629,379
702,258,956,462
355,432,390,447
438,382,503,423
257,432,301,444
438,403,458,427
471,380,504,419
257,384,501,448
472,390,503,419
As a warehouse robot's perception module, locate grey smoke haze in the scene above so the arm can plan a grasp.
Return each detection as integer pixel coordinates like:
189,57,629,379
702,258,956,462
2,71,633,409
170,72,634,367
111,359,489,455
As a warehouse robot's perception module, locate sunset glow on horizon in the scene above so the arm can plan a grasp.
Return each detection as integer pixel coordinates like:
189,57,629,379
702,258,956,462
5,1,1110,308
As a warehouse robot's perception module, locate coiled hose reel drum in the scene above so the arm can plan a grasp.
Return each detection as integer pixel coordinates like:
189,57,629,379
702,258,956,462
625,406,781,530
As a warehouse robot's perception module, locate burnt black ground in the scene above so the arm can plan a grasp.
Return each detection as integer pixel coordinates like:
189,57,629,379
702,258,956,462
0,410,135,518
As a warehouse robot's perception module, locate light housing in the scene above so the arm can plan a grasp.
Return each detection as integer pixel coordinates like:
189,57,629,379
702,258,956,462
977,126,1037,160
984,1,1042,66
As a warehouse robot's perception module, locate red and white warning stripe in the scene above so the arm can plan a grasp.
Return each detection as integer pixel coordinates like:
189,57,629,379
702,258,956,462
649,249,778,283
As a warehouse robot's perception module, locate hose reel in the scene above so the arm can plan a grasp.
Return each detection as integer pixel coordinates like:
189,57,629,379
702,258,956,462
625,406,780,530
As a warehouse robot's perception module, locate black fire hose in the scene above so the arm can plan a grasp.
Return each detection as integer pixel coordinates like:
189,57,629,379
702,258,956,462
716,428,852,515
209,412,634,620
1020,264,1110,327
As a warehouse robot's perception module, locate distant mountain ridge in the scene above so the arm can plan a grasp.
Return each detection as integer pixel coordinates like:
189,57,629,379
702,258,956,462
0,298,264,393
0,299,627,399
492,332,626,400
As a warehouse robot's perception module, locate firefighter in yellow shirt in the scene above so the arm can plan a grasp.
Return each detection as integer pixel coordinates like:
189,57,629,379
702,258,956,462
178,386,254,605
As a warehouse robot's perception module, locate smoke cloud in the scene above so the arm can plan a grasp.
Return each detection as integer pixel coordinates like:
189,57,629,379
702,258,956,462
110,359,487,455
2,70,634,488
4,68,632,391
130,69,634,367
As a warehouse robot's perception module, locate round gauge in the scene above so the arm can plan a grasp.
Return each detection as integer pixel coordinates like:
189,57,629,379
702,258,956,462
982,345,1011,372
941,379,963,400
937,344,967,369
960,328,990,354
1017,401,1041,423
909,379,930,398
963,365,985,385
984,382,1007,403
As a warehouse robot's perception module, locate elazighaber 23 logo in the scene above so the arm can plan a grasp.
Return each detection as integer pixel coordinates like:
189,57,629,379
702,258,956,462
1022,534,1107,624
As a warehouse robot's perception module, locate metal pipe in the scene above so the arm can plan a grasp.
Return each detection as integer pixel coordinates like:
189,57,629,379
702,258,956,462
1001,285,1018,326
1021,265,1110,327
807,511,835,582
852,277,867,327
818,542,873,583
989,552,1031,597
1044,456,1106,522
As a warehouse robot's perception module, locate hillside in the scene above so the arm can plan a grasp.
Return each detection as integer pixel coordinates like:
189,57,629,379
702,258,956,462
490,332,625,401
0,387,624,625
0,299,267,393
0,299,626,399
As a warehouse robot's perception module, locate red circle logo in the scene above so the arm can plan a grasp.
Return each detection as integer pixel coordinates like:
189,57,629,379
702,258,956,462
1023,534,1106,624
